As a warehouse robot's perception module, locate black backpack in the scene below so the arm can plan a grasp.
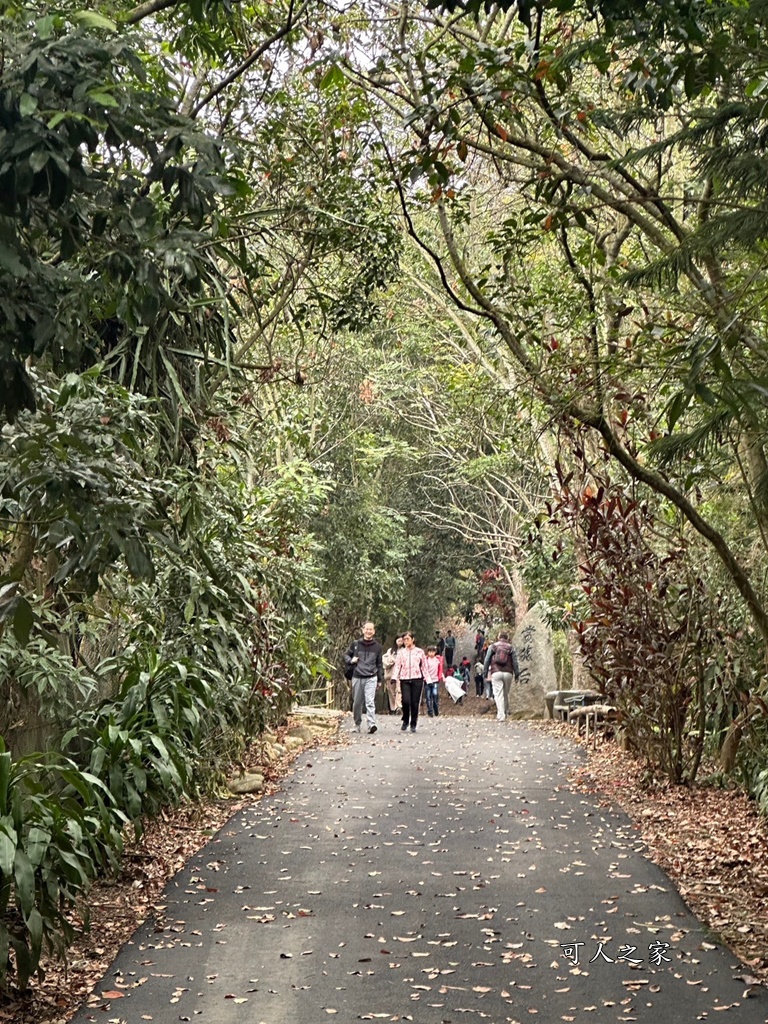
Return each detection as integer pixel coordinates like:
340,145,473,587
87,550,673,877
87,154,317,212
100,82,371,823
343,642,359,680
492,641,513,671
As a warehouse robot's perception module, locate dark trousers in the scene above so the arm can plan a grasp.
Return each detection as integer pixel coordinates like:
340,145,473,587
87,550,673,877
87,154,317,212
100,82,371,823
475,674,484,696
401,679,424,728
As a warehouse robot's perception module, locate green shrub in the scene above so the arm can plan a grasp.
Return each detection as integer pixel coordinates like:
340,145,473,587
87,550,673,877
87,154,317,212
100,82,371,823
735,714,768,817
0,647,256,992
63,650,232,828
0,634,98,752
0,740,124,990
551,631,573,690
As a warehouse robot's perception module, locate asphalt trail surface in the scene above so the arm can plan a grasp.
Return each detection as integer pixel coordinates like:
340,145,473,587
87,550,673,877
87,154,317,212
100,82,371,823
71,716,768,1024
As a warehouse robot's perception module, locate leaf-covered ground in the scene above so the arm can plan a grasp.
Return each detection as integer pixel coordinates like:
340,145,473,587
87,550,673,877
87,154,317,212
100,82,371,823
557,722,768,985
2,697,766,1023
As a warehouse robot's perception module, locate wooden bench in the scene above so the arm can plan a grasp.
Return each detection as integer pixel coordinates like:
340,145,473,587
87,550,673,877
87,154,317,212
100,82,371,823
568,703,618,745
546,690,600,721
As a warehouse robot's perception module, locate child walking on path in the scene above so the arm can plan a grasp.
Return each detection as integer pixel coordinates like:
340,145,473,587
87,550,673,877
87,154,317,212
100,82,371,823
424,645,444,717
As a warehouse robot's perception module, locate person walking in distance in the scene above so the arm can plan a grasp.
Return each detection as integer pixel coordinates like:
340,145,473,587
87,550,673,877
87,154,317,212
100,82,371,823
391,631,429,732
344,621,384,734
483,631,520,721
473,658,485,696
383,635,404,714
459,655,472,688
443,629,456,671
444,663,466,704
436,632,445,659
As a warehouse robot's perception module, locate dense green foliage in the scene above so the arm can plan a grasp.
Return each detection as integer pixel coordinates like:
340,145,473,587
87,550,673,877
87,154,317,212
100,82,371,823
340,0,768,779
2,0,768,995
0,740,125,990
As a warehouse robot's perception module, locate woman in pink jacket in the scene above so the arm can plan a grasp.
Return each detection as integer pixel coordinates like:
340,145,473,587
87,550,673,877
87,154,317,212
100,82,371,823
391,632,429,733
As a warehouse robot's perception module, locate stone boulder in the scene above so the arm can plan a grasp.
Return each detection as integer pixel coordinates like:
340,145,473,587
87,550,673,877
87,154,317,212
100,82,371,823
287,725,313,743
290,708,343,732
227,773,264,795
509,603,557,719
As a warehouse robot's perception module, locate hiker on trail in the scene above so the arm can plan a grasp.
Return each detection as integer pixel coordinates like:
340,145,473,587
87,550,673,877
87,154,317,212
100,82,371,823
474,628,485,658
391,631,429,733
483,631,520,721
383,636,404,714
435,632,445,657
473,659,485,696
344,621,384,734
443,629,456,670
483,668,493,700
479,641,492,698
424,645,444,718
459,655,472,687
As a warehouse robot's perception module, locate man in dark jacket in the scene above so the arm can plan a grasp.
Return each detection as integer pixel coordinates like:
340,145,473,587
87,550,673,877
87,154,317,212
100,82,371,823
443,629,456,670
483,631,520,721
344,621,384,734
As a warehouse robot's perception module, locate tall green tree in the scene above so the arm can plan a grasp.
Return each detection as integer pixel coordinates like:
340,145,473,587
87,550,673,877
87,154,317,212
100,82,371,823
335,0,768,711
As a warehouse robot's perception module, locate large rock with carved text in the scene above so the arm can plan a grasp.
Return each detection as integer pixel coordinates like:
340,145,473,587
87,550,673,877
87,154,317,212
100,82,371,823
508,604,556,719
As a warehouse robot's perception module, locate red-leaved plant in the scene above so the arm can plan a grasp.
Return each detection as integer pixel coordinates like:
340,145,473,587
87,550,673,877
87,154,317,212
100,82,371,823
555,465,723,785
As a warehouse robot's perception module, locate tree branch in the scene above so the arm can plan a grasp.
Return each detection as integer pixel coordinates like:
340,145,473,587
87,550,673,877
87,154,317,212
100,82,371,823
124,0,185,25
586,412,768,647
404,180,768,649
190,0,309,117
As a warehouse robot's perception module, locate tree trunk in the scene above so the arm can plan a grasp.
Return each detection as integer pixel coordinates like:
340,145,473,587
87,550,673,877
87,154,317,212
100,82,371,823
740,429,768,542
719,711,748,773
4,521,35,582
509,567,528,626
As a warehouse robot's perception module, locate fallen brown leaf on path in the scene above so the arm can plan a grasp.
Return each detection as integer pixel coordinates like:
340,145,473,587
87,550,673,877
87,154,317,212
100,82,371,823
532,720,768,980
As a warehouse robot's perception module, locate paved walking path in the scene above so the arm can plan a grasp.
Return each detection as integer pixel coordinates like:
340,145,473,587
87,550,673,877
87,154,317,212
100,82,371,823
71,716,768,1024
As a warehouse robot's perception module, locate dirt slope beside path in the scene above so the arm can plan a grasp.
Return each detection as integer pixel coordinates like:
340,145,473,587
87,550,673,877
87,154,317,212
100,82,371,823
67,716,767,1024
